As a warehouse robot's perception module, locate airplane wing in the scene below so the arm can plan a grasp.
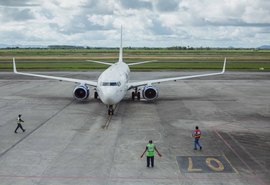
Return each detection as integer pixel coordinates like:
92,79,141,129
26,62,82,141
13,58,97,87
128,58,226,89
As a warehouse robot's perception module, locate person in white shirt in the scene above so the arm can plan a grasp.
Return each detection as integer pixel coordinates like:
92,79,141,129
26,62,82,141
14,114,25,133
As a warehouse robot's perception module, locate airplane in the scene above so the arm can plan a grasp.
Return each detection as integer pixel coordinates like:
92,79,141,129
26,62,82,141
13,28,226,115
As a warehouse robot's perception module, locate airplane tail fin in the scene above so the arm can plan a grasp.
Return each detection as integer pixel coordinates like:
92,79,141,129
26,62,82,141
118,26,123,63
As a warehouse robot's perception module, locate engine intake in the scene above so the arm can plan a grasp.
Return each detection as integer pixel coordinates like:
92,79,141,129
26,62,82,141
142,85,158,101
73,84,89,100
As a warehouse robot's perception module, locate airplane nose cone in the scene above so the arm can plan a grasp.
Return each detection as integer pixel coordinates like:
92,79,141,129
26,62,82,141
99,88,118,105
103,96,116,105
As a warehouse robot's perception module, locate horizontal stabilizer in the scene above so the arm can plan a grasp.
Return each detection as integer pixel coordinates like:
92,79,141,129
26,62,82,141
127,60,157,66
85,60,113,66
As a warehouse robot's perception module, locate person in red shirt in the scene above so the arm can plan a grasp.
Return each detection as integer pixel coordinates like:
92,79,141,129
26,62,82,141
192,126,202,150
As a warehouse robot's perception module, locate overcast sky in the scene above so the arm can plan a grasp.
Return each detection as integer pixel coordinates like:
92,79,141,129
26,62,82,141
0,0,269,48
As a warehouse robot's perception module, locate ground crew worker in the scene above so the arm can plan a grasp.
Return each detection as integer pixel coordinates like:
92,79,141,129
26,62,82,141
141,140,162,167
192,126,202,150
14,114,25,133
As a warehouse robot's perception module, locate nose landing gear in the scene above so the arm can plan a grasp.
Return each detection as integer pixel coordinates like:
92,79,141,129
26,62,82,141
108,105,114,115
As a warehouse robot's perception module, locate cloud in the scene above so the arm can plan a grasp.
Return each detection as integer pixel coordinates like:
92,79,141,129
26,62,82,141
119,0,152,10
0,7,34,22
0,0,39,7
0,0,269,47
205,18,270,27
154,0,180,12
80,1,115,15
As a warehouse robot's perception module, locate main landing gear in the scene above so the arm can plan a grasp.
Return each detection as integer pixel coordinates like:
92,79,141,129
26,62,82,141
132,87,140,101
108,105,114,115
94,91,98,99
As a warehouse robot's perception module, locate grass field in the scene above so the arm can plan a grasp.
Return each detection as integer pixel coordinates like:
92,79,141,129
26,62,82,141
0,48,269,71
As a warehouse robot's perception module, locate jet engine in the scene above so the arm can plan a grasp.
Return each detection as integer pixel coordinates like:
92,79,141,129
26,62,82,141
73,84,89,100
142,85,158,101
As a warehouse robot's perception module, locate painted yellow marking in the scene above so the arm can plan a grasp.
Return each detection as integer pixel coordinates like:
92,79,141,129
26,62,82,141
206,157,224,172
187,157,202,172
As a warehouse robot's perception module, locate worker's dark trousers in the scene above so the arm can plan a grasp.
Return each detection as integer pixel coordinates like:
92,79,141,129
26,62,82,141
194,138,201,149
147,156,154,167
15,123,25,133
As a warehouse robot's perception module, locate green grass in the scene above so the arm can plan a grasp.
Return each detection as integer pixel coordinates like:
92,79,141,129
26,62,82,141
1,48,270,57
0,48,269,71
1,61,269,71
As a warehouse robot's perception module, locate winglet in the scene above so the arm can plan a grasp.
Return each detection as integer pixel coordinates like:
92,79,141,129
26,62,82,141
222,57,226,73
118,26,123,62
13,57,17,73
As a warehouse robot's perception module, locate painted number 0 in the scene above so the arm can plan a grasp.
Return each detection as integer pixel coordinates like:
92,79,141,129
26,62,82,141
206,157,225,171
188,157,225,172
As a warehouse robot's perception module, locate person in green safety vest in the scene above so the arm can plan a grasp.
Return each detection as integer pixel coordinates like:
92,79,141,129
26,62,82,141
141,140,162,167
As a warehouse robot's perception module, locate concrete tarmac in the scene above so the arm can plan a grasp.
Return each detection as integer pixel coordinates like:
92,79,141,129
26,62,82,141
0,71,269,185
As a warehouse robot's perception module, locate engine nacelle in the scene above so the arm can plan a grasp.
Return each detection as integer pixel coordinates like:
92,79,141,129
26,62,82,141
73,84,89,100
142,85,159,101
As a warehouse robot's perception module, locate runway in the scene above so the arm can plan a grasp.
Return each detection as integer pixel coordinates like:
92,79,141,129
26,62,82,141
0,71,269,185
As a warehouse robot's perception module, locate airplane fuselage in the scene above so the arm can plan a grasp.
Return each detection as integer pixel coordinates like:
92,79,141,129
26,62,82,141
97,61,130,106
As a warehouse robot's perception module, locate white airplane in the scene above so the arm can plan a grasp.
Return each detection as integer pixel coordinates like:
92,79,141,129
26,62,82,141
13,28,226,115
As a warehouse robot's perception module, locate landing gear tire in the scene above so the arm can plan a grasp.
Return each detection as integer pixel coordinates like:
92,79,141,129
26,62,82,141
108,109,114,115
131,88,141,101
108,105,114,115
132,92,135,101
94,92,98,99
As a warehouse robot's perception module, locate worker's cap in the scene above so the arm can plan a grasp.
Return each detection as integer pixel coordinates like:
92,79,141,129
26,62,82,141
149,140,153,143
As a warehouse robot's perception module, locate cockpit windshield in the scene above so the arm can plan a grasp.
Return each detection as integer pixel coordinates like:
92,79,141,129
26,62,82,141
102,82,121,86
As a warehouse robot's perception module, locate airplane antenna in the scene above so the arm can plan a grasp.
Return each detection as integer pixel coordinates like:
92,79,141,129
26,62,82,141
118,26,123,62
